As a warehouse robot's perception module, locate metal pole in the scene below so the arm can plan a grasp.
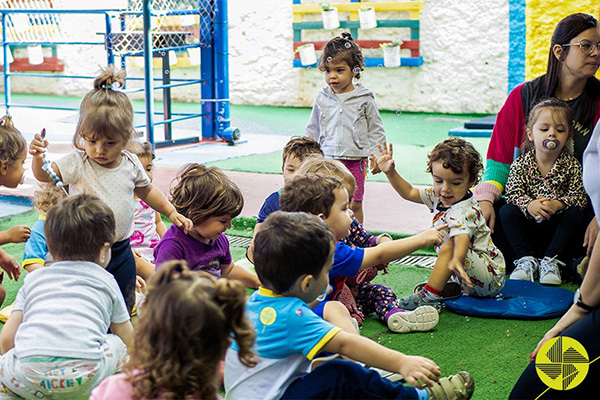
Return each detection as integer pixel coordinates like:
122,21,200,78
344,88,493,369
214,0,232,140
2,13,11,114
105,12,114,66
200,2,214,140
143,0,155,148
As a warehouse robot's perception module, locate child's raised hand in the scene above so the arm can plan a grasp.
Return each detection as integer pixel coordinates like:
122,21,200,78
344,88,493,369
7,225,31,243
169,211,193,234
369,154,381,175
373,141,395,175
398,354,441,389
29,130,48,158
0,248,20,281
527,198,552,221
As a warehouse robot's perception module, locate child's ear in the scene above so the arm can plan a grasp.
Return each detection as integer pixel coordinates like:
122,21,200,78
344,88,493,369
317,213,325,220
0,159,9,176
526,127,533,142
299,274,313,293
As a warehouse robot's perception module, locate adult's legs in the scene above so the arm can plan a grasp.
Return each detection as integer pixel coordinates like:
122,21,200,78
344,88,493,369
509,307,600,399
282,359,420,400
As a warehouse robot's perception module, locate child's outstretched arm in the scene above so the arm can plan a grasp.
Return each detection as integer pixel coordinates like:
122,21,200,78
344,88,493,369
221,262,260,289
361,225,446,270
109,320,134,350
446,234,473,288
135,185,193,234
0,226,31,245
0,310,22,353
154,212,167,238
323,330,441,388
373,141,423,204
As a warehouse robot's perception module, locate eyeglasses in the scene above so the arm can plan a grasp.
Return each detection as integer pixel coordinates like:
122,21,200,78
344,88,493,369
562,39,600,55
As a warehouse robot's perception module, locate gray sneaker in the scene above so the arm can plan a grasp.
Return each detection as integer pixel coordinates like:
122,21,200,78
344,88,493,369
509,256,539,282
399,292,442,311
539,256,563,286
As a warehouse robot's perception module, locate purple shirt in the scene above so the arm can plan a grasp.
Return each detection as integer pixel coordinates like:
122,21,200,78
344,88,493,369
153,225,232,278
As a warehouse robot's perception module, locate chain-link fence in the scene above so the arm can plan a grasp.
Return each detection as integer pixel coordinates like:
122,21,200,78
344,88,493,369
0,0,63,44
108,0,214,55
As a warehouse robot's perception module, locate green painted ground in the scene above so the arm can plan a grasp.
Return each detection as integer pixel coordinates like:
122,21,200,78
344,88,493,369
0,211,571,399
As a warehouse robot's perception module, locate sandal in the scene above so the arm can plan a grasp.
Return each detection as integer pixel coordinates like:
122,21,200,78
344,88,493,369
427,371,475,400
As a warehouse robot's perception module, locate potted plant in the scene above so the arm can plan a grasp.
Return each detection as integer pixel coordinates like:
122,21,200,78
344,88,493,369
320,2,340,30
358,6,377,29
297,43,317,66
381,41,402,67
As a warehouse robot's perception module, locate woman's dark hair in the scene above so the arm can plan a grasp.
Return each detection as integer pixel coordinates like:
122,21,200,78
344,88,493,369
543,13,600,127
318,32,365,79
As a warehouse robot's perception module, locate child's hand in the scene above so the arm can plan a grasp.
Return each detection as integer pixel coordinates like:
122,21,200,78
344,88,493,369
6,225,31,243
541,199,565,214
398,354,441,388
527,198,552,221
369,154,381,175
135,275,147,294
372,141,396,175
418,224,447,247
168,211,193,234
0,248,20,281
29,132,48,158
448,258,473,288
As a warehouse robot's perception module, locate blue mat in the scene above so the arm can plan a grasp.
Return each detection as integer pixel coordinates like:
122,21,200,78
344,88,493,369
444,280,574,320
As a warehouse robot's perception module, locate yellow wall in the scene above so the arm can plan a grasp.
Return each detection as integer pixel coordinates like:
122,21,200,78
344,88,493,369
525,1,600,80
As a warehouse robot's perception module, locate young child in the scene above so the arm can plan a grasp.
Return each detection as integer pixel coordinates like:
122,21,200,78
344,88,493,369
305,32,386,224
280,173,444,333
500,98,588,285
247,136,323,263
126,140,167,280
225,211,474,400
0,115,29,304
375,139,506,310
0,194,133,399
154,163,260,288
91,260,256,400
29,66,192,314
296,158,429,333
21,181,68,273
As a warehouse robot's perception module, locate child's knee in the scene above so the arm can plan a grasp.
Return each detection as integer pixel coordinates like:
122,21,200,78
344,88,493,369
324,301,351,319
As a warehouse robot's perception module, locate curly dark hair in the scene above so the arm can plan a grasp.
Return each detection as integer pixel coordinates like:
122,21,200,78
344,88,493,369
427,138,483,184
318,32,365,79
127,261,256,400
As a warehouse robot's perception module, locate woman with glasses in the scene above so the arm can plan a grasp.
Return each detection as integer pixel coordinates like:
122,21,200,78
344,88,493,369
474,13,600,278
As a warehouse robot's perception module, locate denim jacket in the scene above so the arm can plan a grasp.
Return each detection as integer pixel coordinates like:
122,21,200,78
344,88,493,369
304,83,386,159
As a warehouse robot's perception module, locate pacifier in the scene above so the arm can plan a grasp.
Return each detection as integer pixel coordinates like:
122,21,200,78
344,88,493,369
543,139,559,150
316,285,331,302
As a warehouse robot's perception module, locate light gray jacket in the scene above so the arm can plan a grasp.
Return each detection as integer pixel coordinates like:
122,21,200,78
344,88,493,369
304,83,386,159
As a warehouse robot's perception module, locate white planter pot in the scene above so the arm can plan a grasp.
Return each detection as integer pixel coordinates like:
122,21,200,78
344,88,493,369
321,8,340,30
187,47,201,66
27,45,44,65
2,47,13,65
298,43,317,66
382,45,400,68
359,7,377,29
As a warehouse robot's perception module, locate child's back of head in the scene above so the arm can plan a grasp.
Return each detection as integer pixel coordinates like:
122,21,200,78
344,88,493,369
280,173,344,217
45,194,115,262
127,260,256,399
297,158,356,198
74,65,134,150
0,116,27,188
254,211,335,293
33,181,68,216
125,140,154,161
170,163,243,225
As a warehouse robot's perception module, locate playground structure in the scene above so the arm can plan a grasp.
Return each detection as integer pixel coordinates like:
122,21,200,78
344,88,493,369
0,0,237,148
292,0,423,68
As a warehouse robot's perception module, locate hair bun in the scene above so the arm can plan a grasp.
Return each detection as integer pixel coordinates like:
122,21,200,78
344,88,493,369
93,65,126,90
341,32,354,41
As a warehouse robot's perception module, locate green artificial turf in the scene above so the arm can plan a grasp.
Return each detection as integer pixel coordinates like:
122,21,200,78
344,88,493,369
0,210,571,399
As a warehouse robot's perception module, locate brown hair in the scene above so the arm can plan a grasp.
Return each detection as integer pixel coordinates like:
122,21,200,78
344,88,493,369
318,32,365,79
427,138,483,184
127,260,256,400
126,141,155,160
255,211,335,293
45,194,115,261
523,97,574,151
170,164,243,225
74,65,134,150
280,173,343,218
0,116,26,165
297,158,356,197
282,136,323,166
33,181,68,215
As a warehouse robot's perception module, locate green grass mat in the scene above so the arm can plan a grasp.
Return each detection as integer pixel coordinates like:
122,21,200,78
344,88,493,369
0,210,567,399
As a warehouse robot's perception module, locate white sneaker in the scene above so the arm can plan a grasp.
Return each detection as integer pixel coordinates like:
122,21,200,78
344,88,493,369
386,306,439,333
509,256,539,281
539,256,563,286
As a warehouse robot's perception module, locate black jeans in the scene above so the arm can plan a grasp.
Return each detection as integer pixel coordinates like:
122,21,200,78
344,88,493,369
105,238,136,315
509,307,600,399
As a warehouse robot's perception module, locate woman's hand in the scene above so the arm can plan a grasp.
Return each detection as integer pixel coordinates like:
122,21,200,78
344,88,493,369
478,200,495,232
584,217,599,257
